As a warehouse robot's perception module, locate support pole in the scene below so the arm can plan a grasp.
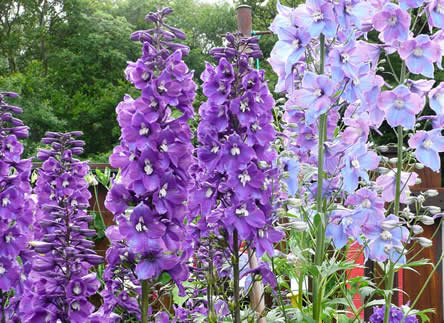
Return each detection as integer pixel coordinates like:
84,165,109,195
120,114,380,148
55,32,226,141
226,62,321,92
236,5,266,322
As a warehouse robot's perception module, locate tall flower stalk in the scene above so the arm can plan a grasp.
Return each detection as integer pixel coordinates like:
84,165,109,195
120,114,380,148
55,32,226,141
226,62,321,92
189,32,282,322
269,0,444,321
20,131,103,322
0,92,34,322
102,7,196,322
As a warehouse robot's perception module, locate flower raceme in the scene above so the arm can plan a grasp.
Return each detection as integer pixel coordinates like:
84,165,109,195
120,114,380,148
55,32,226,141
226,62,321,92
102,7,195,321
20,131,102,323
0,92,35,321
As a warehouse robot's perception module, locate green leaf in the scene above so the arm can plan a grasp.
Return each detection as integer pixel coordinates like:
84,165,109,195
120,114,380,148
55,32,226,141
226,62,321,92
171,284,189,307
158,272,172,285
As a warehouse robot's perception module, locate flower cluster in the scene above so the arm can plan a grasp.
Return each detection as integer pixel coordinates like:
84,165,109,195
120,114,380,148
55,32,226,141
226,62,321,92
20,131,103,322
0,92,34,320
369,306,418,323
269,0,444,266
102,7,195,321
187,32,282,319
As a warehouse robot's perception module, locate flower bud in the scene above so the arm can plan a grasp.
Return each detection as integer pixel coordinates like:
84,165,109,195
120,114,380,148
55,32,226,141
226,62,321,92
289,221,308,232
411,225,424,235
425,189,439,197
381,220,399,231
287,198,302,208
425,205,441,215
415,178,422,185
377,145,389,152
421,215,434,225
389,157,398,164
415,163,424,169
417,237,433,248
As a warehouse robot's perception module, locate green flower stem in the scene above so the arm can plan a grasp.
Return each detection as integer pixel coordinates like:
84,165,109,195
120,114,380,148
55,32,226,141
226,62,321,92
141,279,150,323
233,229,241,323
313,33,327,323
384,61,406,323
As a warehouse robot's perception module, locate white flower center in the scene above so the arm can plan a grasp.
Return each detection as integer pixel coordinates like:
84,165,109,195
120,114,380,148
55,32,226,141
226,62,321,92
139,123,149,136
305,134,313,140
217,81,226,92
235,204,249,217
345,5,353,14
344,217,353,226
50,192,55,200
240,100,249,112
159,184,168,198
141,71,150,81
211,144,219,154
71,199,78,207
6,143,13,152
144,161,153,175
313,88,322,97
62,179,69,188
160,141,168,152
258,229,265,239
361,198,371,209
394,99,404,109
5,233,13,243
135,216,148,232
231,144,241,156
71,301,80,311
388,15,398,26
436,3,444,14
353,78,360,85
413,47,423,57
312,11,324,22
255,94,263,103
251,122,261,132
73,283,82,295
205,187,213,198
380,230,392,241
341,53,350,63
238,171,251,187
292,39,300,48
158,81,167,92
423,138,433,149
149,98,157,108
351,159,360,168
2,197,10,207
0,264,5,275
129,153,135,161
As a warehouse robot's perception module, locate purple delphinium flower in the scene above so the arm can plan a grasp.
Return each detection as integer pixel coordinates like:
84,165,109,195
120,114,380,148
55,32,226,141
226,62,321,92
326,208,367,249
0,92,35,321
341,141,380,193
408,129,444,172
370,306,418,323
292,0,337,38
378,85,424,129
376,171,418,203
20,132,102,322
102,8,195,321
288,71,336,125
399,0,424,10
429,82,444,114
366,214,409,263
372,3,410,44
274,27,310,75
426,0,444,29
399,35,441,78
189,32,282,318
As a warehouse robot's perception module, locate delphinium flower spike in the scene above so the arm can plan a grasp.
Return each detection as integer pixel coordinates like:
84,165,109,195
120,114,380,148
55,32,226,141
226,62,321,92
101,7,196,322
0,92,35,321
20,131,103,322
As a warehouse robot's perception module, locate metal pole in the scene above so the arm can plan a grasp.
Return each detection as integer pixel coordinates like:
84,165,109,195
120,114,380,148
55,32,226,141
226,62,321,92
236,5,266,322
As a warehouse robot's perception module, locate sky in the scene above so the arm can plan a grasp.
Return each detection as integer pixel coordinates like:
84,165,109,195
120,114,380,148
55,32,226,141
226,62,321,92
199,0,234,5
